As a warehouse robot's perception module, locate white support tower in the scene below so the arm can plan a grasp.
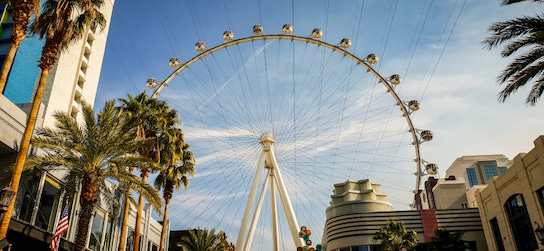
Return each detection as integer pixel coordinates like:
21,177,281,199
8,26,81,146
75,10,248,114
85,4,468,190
236,133,304,251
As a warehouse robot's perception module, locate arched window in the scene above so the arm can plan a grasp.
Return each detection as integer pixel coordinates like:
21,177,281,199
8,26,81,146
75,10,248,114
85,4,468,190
504,194,538,250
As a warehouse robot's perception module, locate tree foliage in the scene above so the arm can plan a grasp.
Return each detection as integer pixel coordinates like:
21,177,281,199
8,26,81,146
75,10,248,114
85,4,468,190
373,220,419,251
483,0,544,105
177,228,225,251
26,101,162,251
116,91,182,251
431,229,469,251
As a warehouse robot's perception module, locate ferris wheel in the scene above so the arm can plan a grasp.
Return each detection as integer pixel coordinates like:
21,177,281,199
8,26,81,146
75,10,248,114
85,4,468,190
146,24,437,250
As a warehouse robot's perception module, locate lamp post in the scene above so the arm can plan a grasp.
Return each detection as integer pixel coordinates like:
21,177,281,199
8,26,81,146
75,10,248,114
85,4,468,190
535,222,544,246
0,186,15,248
0,187,15,219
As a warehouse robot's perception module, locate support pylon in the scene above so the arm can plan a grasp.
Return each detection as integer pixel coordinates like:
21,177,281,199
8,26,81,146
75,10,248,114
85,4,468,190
236,133,303,251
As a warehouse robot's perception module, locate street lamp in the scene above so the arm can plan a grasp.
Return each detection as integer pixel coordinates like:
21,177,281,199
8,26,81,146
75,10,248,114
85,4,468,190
0,186,15,249
535,222,544,245
0,187,15,215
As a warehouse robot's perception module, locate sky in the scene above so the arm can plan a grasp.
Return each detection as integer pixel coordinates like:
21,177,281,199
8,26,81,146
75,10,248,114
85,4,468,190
96,0,544,249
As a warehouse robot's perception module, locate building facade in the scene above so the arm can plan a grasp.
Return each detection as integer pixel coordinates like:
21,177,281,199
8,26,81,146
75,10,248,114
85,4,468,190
322,179,487,250
446,155,512,190
415,176,469,210
1,2,170,250
476,135,544,251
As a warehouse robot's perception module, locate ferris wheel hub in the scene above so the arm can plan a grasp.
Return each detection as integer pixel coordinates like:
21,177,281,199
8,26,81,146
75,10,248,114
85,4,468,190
260,133,275,146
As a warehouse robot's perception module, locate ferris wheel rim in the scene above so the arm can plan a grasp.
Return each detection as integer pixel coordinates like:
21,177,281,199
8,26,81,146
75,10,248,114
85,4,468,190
149,31,426,203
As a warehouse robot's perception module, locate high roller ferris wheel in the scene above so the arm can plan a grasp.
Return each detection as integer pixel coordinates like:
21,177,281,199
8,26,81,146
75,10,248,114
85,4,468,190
146,24,438,250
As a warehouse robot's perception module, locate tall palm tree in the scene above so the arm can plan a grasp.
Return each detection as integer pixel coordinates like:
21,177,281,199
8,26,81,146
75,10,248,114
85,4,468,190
177,228,225,251
373,220,419,251
483,0,544,105
116,92,154,251
431,229,469,251
23,101,162,251
154,127,195,251
117,92,180,251
0,0,40,93
0,0,106,240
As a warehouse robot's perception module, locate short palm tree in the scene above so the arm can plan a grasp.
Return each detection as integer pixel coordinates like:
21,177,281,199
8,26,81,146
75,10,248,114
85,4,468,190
24,101,162,251
177,228,225,251
154,127,195,251
373,220,419,251
483,0,544,105
0,0,106,240
431,229,469,251
117,92,180,251
0,0,40,92
219,231,236,251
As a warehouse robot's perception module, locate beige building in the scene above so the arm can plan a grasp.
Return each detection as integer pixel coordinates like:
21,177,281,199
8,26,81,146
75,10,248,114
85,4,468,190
446,155,513,190
432,177,469,210
476,136,544,251
322,179,488,250
325,179,393,219
415,176,469,210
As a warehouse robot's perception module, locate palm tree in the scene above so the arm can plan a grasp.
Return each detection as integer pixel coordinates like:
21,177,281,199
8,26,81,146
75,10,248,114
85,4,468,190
154,127,195,251
373,220,419,251
177,228,225,251
23,101,162,251
431,229,469,251
219,231,236,251
116,92,154,251
483,0,544,105
117,92,180,251
0,0,105,240
0,0,40,93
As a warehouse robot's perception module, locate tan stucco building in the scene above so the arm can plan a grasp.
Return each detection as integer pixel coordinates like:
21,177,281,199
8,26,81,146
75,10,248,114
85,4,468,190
322,179,488,250
476,136,544,251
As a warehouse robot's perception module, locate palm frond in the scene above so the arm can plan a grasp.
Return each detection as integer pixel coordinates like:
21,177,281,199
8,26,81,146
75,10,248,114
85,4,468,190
483,15,544,49
501,33,544,57
498,59,544,102
527,77,544,104
501,0,544,5
498,46,544,83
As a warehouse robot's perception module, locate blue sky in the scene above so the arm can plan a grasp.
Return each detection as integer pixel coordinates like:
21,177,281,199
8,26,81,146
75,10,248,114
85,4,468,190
96,0,544,249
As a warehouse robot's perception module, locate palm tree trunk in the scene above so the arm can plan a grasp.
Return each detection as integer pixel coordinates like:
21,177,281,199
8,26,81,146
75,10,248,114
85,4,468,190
0,0,36,93
0,37,23,93
0,68,49,239
133,170,149,251
159,197,170,251
74,188,97,251
118,167,134,251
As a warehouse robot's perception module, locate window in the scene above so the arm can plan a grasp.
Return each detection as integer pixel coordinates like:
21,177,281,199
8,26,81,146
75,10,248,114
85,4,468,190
16,173,41,222
35,176,61,231
148,242,158,251
490,218,505,251
126,228,135,251
466,168,478,187
103,215,114,251
537,187,544,213
504,194,538,250
461,202,468,208
498,166,507,175
88,209,105,251
483,164,498,181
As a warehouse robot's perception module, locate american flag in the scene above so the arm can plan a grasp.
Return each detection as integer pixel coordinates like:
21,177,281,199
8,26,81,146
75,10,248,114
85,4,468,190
50,205,70,251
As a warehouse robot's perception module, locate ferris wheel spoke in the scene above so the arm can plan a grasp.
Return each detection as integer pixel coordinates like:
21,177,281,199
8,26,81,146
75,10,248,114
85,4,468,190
147,28,435,250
